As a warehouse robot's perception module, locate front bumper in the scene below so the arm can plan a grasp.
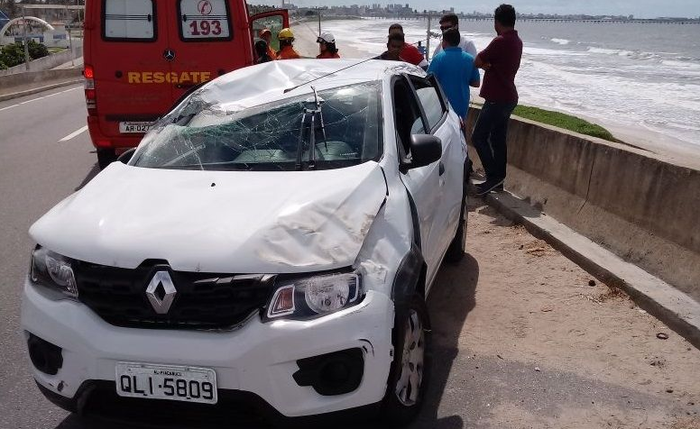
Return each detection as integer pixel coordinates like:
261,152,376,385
21,279,395,418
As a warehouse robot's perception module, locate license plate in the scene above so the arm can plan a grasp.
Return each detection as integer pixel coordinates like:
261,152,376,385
119,122,152,134
115,362,218,404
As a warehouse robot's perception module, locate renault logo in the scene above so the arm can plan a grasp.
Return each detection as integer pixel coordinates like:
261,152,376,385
163,49,176,61
146,271,177,314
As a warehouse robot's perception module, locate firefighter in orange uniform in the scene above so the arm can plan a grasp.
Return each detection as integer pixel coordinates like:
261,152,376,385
316,32,340,59
277,28,301,60
259,28,277,59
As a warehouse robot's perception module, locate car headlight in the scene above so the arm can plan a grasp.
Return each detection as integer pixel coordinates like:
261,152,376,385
266,272,362,320
29,246,79,299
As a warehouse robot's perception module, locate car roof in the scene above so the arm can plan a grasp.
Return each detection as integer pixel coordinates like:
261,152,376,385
196,59,425,113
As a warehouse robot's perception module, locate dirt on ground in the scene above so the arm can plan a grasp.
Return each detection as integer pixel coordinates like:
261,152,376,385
413,198,700,429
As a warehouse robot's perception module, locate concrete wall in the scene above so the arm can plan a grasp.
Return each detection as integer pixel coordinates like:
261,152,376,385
466,106,700,302
0,68,81,90
0,45,82,77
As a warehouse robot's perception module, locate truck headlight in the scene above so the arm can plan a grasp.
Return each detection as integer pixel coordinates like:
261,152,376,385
29,247,79,299
266,272,362,320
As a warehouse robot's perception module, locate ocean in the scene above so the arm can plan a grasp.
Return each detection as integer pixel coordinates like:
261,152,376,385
318,18,700,151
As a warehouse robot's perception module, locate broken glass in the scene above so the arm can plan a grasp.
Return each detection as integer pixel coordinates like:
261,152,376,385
130,82,383,171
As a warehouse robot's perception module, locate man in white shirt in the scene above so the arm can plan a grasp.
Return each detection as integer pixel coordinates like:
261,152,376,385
433,13,477,58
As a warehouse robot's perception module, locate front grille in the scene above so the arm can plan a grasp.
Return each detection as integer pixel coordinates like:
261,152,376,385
74,261,273,330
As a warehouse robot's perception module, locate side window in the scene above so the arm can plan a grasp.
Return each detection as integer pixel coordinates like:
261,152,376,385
413,81,446,132
251,15,284,53
393,78,426,156
179,0,232,41
103,0,155,41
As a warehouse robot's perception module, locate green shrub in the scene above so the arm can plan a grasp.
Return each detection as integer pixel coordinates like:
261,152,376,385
0,40,50,68
27,40,49,59
512,105,617,142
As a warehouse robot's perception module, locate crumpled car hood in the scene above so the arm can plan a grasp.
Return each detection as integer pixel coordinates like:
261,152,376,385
29,161,388,273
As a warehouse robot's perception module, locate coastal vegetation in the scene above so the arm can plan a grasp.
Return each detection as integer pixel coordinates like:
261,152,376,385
512,105,616,142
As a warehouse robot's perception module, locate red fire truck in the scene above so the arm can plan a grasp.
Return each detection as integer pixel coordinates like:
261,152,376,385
83,0,288,167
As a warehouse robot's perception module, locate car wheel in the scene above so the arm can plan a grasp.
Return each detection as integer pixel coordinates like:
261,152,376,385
97,148,117,169
380,294,431,426
445,183,467,263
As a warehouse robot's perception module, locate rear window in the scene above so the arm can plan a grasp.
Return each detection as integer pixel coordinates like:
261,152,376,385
178,0,232,41
103,0,156,41
130,82,383,171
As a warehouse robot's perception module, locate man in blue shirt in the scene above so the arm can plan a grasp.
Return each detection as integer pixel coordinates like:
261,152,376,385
428,28,480,119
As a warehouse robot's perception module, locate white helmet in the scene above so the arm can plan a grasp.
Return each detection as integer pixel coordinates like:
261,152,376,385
316,32,335,44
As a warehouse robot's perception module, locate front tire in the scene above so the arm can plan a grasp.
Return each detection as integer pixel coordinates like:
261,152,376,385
380,294,431,426
96,148,117,169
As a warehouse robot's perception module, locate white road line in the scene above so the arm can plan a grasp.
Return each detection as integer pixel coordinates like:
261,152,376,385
58,125,88,142
0,87,81,113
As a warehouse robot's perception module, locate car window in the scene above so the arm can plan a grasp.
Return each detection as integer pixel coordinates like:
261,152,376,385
415,86,444,131
103,0,156,41
178,0,232,41
393,78,425,155
131,82,382,171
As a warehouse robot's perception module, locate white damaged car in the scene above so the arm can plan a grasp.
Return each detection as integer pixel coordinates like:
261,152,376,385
22,59,468,426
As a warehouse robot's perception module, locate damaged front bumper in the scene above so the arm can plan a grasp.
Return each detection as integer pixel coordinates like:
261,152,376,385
21,280,395,418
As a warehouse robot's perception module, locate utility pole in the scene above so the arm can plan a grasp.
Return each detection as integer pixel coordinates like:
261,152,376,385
425,15,431,61
22,7,30,71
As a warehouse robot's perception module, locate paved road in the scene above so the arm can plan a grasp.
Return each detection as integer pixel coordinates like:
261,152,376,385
1,87,699,429
0,85,99,429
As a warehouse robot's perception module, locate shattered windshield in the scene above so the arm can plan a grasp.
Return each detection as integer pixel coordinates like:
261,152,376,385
130,82,383,171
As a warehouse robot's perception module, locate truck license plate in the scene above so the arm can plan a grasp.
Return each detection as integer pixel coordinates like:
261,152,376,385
119,122,152,134
115,362,217,404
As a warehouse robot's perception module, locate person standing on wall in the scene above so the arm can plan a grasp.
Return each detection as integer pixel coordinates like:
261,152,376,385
472,4,523,196
428,28,480,125
433,13,477,58
316,32,340,58
277,28,301,60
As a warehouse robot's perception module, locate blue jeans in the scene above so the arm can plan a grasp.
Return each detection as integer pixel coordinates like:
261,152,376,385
472,101,517,182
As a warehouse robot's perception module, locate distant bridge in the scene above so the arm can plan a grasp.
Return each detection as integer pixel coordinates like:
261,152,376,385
358,15,699,25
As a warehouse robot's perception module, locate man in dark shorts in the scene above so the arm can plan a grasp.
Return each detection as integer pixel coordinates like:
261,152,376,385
472,4,523,196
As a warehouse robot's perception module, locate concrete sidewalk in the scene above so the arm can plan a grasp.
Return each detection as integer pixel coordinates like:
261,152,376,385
0,69,82,102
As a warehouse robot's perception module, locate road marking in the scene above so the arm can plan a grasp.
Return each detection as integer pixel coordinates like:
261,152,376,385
0,87,80,113
58,125,88,142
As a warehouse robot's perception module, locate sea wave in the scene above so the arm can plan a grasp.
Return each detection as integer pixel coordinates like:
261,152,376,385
551,38,570,45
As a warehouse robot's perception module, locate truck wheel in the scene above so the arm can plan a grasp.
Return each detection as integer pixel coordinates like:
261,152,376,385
445,184,467,263
97,149,117,169
380,294,431,426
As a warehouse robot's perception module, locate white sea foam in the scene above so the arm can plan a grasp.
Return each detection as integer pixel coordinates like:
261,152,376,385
320,18,700,148
551,38,570,45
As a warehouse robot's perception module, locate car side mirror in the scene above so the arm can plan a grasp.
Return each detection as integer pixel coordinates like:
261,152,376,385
405,134,442,170
118,148,137,164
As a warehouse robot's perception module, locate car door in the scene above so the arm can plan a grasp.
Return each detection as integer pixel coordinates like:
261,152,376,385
393,75,444,284
411,75,465,283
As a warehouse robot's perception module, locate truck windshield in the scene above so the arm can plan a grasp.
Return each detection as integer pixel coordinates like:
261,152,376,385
130,82,383,171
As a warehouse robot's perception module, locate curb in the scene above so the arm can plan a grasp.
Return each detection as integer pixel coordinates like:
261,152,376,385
481,188,700,350
0,79,83,103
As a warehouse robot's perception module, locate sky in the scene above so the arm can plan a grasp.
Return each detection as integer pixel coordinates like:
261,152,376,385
284,1,700,19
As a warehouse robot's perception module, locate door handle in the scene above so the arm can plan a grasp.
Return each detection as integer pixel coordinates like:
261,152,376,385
438,161,445,176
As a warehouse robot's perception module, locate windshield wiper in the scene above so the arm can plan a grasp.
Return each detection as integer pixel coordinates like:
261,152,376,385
295,86,329,171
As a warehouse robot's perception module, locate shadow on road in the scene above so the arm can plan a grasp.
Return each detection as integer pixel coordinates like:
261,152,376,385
52,255,479,429
74,162,100,192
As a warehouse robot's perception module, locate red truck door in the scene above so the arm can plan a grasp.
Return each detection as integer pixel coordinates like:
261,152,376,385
88,0,175,144
169,0,250,102
249,10,290,58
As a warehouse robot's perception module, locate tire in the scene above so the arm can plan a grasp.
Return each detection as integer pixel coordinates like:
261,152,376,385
444,183,467,263
97,148,117,169
380,294,432,426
